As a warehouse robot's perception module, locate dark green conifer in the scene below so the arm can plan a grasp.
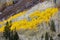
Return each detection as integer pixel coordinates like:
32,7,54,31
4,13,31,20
45,32,49,40
13,28,19,40
3,22,11,39
50,36,53,40
50,20,56,32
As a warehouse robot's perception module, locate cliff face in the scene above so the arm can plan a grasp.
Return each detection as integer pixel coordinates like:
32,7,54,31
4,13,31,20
0,1,60,40
0,0,43,21
0,11,60,40
0,0,13,11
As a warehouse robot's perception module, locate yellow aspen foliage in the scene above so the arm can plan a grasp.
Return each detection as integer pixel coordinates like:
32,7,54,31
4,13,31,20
0,26,4,32
0,8,58,32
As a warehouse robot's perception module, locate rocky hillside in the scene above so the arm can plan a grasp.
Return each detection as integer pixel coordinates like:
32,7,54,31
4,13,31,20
0,0,60,40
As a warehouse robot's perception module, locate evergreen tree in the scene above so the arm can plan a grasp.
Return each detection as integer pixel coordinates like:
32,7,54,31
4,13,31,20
45,32,49,40
50,20,56,32
14,32,19,40
41,35,43,40
3,21,19,40
3,22,11,39
50,36,53,40
9,30,14,40
13,28,19,40
58,34,60,37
